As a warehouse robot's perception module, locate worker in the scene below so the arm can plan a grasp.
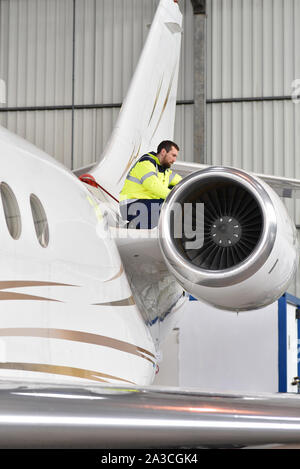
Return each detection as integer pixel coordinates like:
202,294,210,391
119,140,182,229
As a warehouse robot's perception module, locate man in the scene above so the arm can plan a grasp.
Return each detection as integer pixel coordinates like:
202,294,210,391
119,140,182,229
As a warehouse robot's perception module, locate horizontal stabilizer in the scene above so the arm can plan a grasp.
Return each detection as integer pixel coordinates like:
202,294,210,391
173,161,300,200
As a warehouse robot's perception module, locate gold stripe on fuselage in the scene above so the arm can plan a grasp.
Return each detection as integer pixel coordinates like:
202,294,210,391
0,328,156,364
0,362,136,384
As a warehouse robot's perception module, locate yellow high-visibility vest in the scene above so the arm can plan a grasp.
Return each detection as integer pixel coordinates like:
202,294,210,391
119,152,182,202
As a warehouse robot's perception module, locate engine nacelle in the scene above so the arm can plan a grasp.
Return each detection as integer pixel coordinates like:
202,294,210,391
159,167,299,311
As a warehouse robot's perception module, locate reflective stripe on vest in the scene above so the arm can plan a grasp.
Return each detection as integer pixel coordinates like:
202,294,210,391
126,170,157,185
125,153,158,184
169,172,176,183
126,175,140,184
140,171,157,183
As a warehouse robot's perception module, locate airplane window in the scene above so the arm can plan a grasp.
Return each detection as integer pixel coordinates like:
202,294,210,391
0,182,22,239
30,194,49,247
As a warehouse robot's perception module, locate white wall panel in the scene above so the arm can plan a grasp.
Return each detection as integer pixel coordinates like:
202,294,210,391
179,300,279,393
73,107,120,170
207,0,300,100
207,101,300,176
0,110,72,167
174,103,194,162
0,0,73,107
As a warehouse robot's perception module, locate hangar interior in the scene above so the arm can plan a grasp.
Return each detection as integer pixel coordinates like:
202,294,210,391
154,294,300,394
1,0,300,393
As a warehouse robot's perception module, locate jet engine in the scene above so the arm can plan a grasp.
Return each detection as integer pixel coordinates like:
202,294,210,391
159,167,299,311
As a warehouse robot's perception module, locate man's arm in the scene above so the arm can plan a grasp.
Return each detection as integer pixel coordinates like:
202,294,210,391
134,161,171,199
168,171,182,187
142,175,171,199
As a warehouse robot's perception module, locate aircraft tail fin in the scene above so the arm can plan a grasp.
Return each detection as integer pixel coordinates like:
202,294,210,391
90,0,182,202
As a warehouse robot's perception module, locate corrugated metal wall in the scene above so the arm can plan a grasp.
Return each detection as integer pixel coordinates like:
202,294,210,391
207,0,300,178
0,0,74,166
0,0,194,168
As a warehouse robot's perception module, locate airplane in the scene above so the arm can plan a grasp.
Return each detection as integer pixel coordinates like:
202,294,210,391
0,0,300,449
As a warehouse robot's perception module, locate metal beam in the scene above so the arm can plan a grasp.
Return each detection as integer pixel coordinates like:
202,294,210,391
0,100,193,113
192,1,206,163
207,95,293,104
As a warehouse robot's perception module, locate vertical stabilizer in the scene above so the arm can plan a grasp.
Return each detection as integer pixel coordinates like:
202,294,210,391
90,0,182,202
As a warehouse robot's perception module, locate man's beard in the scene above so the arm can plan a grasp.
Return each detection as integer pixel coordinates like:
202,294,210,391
162,162,171,169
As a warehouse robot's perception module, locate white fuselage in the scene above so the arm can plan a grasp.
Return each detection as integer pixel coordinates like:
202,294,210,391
0,126,157,386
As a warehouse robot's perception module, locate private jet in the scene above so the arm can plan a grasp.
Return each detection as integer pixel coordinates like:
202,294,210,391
0,0,300,449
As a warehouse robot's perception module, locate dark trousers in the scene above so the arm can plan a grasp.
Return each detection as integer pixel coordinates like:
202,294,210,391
120,199,164,229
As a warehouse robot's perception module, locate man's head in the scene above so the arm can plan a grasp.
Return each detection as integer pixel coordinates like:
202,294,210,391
157,140,179,169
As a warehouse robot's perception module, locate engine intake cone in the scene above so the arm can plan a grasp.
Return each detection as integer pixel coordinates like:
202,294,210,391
210,216,241,247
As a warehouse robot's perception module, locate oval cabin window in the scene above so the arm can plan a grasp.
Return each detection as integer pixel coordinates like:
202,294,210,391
0,182,22,239
30,194,49,247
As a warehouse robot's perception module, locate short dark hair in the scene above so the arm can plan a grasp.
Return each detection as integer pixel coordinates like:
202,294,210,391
157,140,179,154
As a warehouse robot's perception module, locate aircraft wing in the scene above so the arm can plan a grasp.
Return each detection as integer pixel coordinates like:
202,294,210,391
2,379,300,449
173,161,300,200
74,160,300,201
